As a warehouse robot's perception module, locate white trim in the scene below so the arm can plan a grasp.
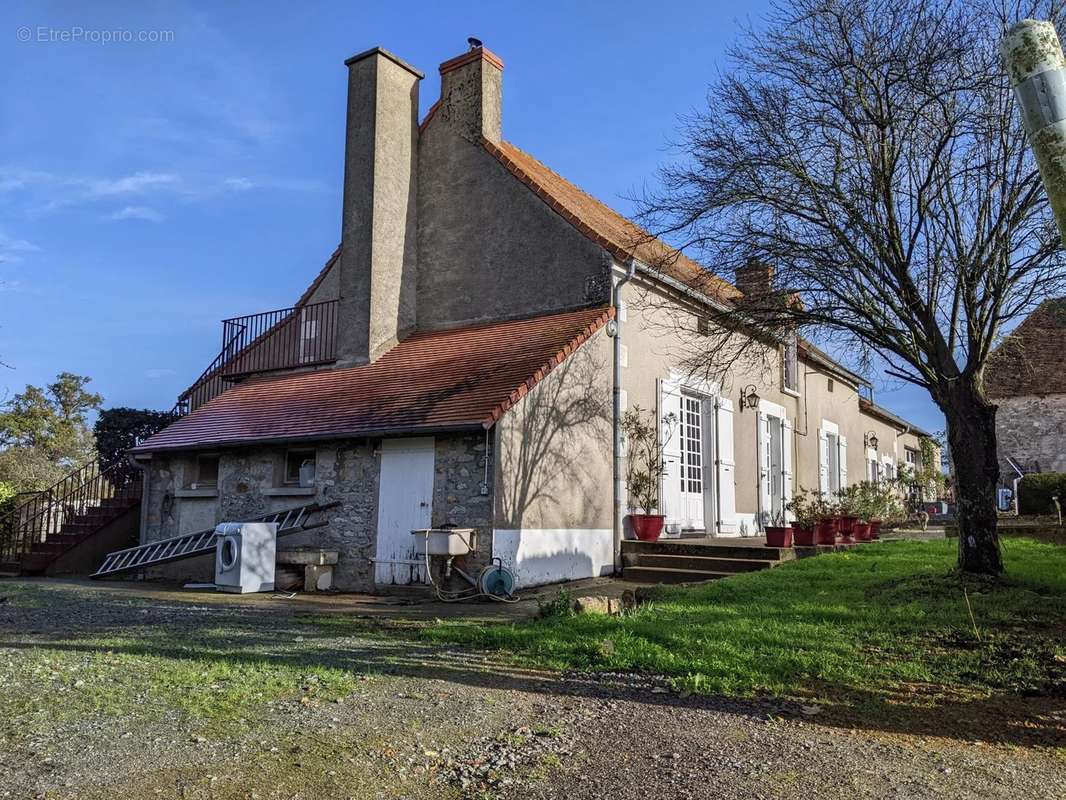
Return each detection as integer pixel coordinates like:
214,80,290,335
758,398,787,418
821,419,840,435
669,367,720,398
491,529,614,588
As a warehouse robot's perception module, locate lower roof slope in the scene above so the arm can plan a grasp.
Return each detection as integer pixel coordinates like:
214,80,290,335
136,306,612,453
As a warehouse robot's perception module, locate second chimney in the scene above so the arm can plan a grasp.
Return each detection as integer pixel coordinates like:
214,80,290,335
336,47,422,366
436,44,503,143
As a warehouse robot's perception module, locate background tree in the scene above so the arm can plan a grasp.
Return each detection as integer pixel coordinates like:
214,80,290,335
636,0,1066,575
0,372,102,494
93,407,175,473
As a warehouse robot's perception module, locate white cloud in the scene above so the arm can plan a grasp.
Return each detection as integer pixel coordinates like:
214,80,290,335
90,172,179,197
0,231,40,265
109,206,165,222
223,177,254,191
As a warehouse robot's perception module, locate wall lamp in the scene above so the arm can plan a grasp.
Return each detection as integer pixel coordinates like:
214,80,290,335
864,431,879,449
739,384,760,412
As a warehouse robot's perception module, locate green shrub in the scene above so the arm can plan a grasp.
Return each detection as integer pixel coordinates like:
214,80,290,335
1017,472,1066,515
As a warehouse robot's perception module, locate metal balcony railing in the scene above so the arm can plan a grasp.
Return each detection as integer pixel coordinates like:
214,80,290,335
174,299,338,414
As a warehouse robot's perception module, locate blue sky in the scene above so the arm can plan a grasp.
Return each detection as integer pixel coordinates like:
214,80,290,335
1,0,944,435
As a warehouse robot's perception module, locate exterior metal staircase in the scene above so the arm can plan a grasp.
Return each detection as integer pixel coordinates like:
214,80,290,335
91,500,339,579
0,460,142,575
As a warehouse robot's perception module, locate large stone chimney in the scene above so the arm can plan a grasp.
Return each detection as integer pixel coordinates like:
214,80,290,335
336,47,422,366
436,43,503,143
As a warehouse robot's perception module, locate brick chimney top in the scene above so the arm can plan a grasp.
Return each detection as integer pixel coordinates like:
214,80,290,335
736,258,774,299
439,44,505,75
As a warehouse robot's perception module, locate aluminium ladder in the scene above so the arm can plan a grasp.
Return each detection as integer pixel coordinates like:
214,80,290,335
90,501,339,579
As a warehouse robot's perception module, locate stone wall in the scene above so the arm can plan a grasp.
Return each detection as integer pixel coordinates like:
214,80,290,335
429,432,495,589
995,394,1066,484
140,432,492,593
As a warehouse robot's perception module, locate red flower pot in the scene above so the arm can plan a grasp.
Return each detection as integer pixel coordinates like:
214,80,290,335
816,519,836,545
764,526,793,548
837,515,857,543
854,521,871,541
793,524,817,546
869,519,882,539
630,514,665,542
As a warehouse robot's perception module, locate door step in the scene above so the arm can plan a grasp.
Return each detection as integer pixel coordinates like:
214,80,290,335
623,553,777,573
621,539,792,561
622,566,733,584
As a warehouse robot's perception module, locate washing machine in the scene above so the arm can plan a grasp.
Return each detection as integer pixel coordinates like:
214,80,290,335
214,522,278,593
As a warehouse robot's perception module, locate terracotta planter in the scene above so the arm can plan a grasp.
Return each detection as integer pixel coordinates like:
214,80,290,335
816,519,836,545
764,526,793,548
837,515,858,543
630,514,665,542
854,521,871,541
869,519,882,539
793,524,817,546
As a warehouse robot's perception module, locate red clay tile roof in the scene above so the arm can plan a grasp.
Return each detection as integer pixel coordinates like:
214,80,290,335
987,298,1066,399
136,306,612,452
483,139,742,305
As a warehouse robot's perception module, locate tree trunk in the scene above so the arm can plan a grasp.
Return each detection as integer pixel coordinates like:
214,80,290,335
940,382,1003,575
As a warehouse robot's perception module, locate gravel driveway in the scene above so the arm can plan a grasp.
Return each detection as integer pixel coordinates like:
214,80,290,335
1,579,1062,799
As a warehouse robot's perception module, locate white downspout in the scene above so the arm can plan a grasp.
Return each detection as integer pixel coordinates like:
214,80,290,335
612,258,637,572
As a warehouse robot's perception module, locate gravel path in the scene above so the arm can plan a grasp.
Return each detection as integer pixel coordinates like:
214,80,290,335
1,579,1063,799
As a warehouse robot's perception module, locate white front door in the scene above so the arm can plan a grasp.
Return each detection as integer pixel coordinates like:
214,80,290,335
374,437,435,585
679,393,707,530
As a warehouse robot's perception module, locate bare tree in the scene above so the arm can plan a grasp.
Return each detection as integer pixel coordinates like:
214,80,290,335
636,0,1066,575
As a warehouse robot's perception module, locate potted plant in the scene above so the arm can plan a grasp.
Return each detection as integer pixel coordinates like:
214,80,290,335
836,486,860,543
788,489,821,546
764,509,792,548
816,495,839,545
621,406,677,542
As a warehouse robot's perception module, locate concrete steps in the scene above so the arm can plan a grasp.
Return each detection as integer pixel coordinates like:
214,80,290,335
621,538,791,584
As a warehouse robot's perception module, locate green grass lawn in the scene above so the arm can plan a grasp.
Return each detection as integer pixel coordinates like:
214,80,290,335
423,538,1066,704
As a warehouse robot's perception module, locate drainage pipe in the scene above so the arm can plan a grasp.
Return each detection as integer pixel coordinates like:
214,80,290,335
611,258,637,572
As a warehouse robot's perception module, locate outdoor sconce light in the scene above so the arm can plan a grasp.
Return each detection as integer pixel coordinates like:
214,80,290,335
864,431,879,449
740,384,760,412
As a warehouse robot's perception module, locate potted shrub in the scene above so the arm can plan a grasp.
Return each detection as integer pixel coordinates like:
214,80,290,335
816,496,839,545
764,509,792,548
836,486,860,543
621,406,677,542
787,490,818,546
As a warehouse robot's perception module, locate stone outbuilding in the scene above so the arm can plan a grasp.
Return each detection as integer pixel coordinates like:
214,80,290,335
987,298,1066,491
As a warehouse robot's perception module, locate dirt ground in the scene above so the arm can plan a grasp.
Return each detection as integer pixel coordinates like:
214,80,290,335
1,578,1063,800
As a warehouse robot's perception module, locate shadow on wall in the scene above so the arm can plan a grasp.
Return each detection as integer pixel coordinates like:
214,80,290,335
497,344,611,530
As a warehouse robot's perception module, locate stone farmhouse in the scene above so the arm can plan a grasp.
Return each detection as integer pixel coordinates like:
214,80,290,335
121,41,932,591
987,298,1066,494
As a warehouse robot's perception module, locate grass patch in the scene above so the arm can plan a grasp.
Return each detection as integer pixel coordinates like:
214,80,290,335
422,538,1066,702
0,636,362,740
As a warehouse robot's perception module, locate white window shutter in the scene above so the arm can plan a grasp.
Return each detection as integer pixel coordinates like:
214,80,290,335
756,411,771,528
838,435,848,488
782,419,794,521
715,397,737,533
818,428,829,498
658,378,683,521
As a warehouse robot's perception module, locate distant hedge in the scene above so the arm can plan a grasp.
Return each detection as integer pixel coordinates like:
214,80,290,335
1017,473,1066,515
